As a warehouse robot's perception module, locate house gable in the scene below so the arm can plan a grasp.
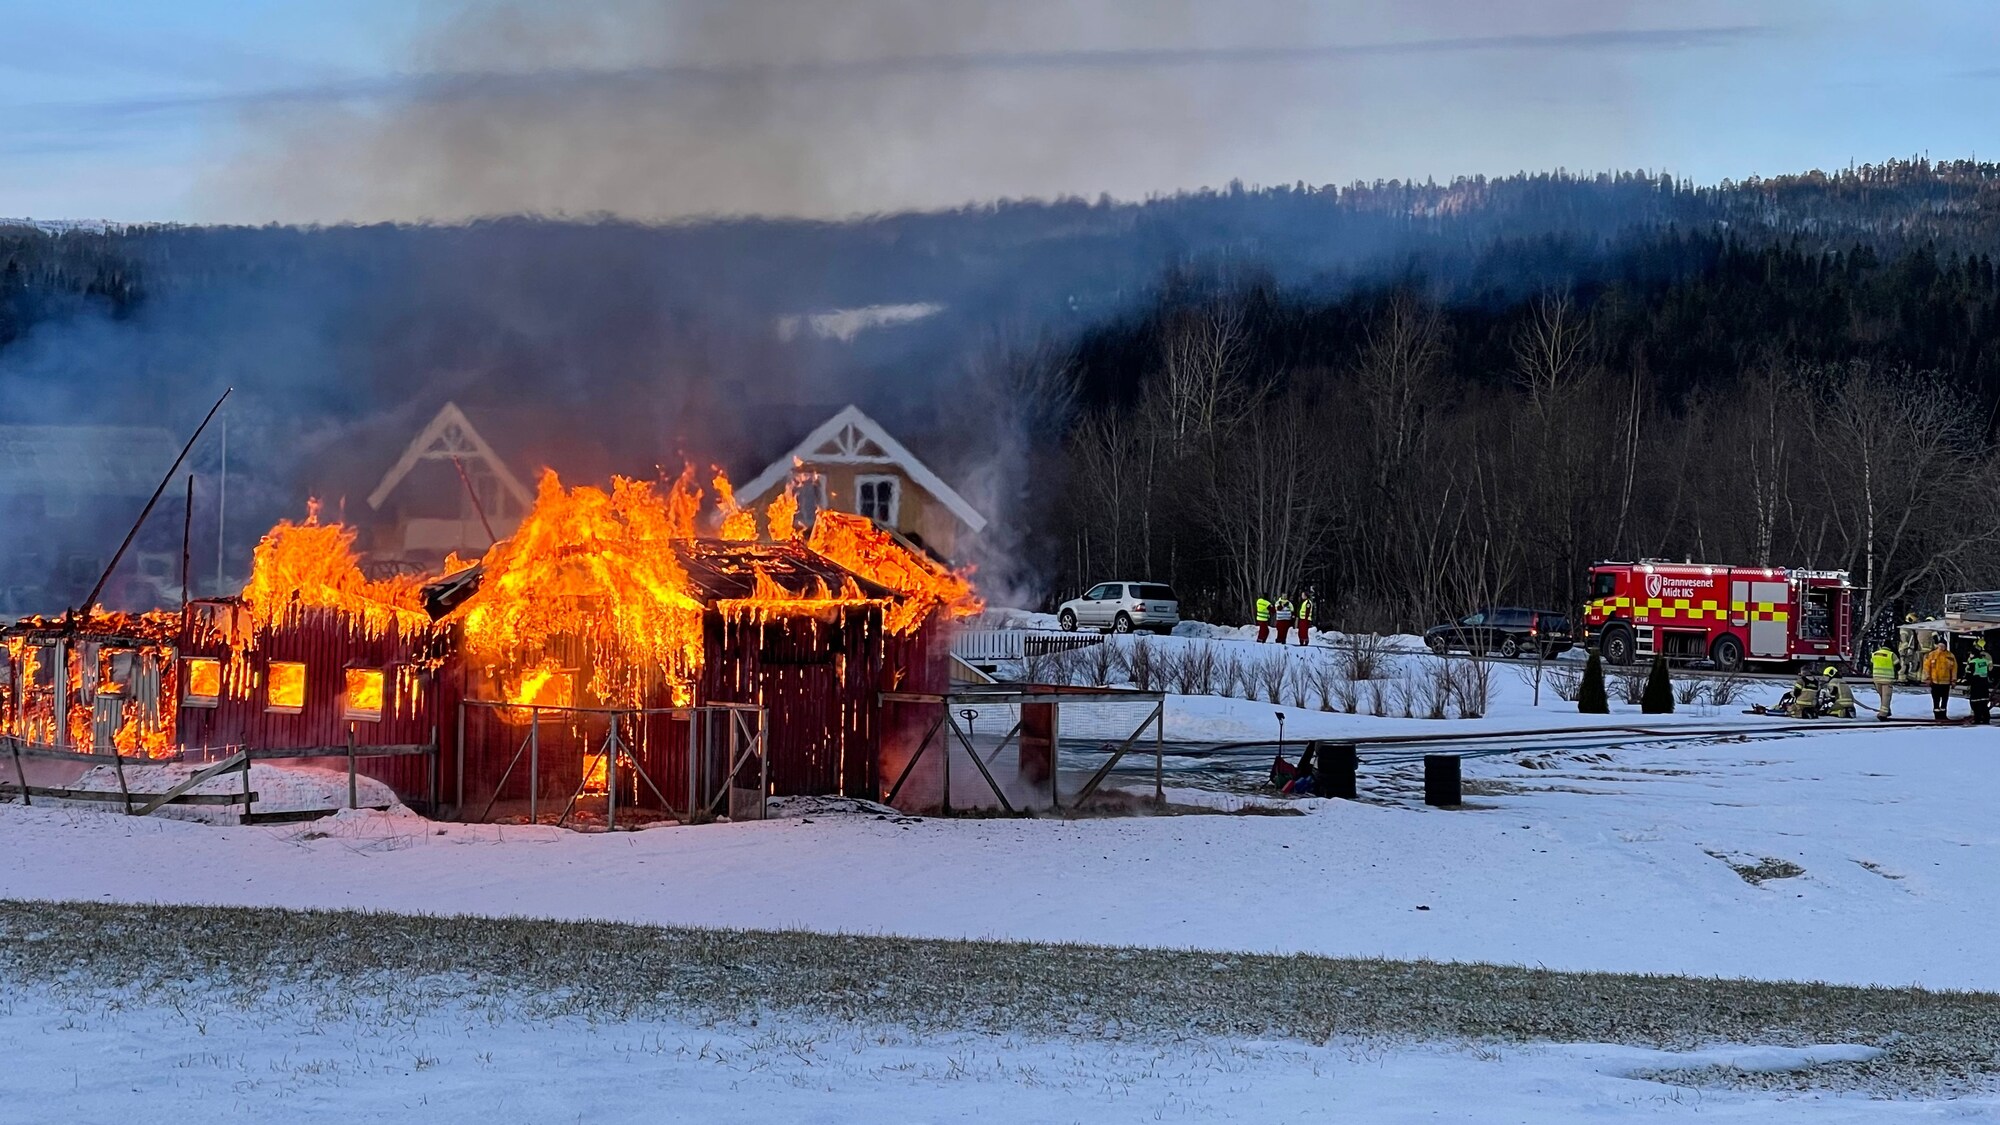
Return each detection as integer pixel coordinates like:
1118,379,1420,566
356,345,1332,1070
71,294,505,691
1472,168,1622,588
738,405,988,535
366,402,533,514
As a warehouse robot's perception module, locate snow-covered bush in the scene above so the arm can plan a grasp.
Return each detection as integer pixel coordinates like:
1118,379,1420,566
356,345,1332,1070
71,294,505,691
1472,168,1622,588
1542,663,1585,702
1023,645,1075,686
1613,664,1648,705
1707,671,1750,707
1166,642,1219,695
1416,657,1454,719
1125,637,1159,691
1076,640,1123,687
1338,632,1390,681
1253,650,1287,703
1674,676,1707,706
1285,662,1313,709
1217,651,1247,699
1451,659,1494,718
1368,679,1392,717
1330,652,1361,712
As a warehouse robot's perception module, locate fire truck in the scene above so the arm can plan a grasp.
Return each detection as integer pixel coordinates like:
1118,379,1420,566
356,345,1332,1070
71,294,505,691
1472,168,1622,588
1581,561,1858,671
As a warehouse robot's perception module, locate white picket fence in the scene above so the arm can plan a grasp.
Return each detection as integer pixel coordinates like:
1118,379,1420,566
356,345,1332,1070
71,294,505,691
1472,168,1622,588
952,629,1104,663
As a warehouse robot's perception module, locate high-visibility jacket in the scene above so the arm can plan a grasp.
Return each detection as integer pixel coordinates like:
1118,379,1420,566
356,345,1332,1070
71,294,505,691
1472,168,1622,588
1297,597,1314,622
1970,652,1993,679
1274,599,1295,622
1922,647,1959,685
1254,598,1271,622
1869,648,1896,680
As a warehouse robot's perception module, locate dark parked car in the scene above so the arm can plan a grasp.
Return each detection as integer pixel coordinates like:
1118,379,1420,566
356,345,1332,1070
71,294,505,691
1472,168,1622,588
1424,607,1574,659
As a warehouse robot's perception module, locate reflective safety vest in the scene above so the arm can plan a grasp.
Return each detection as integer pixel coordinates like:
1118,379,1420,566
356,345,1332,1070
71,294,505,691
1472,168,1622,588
1297,597,1315,621
1971,652,1993,679
1274,599,1295,621
1255,598,1272,622
1870,648,1896,680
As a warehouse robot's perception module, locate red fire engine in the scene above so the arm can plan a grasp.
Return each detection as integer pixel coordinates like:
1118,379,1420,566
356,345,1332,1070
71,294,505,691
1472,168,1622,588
1581,561,1857,671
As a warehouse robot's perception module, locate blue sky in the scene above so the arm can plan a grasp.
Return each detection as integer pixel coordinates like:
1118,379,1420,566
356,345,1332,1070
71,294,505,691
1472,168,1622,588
3,1,1998,223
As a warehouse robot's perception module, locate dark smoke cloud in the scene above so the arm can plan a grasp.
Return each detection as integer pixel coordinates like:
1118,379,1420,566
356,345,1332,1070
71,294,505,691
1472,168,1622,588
210,0,1753,223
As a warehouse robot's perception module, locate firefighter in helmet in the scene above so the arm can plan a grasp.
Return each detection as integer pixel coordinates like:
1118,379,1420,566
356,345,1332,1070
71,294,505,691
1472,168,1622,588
1817,665,1856,719
1784,666,1820,719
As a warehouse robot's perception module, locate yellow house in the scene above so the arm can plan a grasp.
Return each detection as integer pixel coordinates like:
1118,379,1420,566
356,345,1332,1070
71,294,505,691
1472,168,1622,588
736,405,987,561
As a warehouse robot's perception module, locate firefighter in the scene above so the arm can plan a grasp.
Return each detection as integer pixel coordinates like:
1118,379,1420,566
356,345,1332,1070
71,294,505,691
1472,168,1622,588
1817,666,1856,719
1922,638,1959,722
1968,640,1992,725
1295,590,1315,647
1273,594,1296,645
1784,667,1819,719
1254,594,1272,643
1869,643,1898,720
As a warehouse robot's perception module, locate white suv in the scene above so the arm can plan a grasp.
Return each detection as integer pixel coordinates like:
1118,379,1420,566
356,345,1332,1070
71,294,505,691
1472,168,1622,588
1056,582,1181,634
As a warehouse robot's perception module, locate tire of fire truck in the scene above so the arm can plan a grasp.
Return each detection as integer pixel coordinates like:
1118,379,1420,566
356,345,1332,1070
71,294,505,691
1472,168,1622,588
1599,623,1635,666
1498,636,1521,659
1710,633,1746,673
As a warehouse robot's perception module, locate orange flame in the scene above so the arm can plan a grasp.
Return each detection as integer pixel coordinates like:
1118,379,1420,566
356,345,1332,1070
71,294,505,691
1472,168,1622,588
808,511,981,633
244,502,428,633
713,471,758,542
765,482,800,542
454,471,708,707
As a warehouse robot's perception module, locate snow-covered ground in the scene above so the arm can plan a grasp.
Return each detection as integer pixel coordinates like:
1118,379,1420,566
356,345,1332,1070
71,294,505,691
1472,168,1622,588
2,718,1991,990
7,621,1993,1119
1,984,1931,1124
51,762,401,824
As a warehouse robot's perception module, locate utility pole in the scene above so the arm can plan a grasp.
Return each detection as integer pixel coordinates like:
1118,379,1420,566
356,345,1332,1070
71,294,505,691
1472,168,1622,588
215,407,227,593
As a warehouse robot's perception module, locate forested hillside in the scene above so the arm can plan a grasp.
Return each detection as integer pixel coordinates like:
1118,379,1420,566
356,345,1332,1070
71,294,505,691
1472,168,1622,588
6,158,2000,625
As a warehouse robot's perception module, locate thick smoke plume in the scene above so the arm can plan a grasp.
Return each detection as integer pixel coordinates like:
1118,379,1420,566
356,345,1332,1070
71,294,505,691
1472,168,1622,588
213,0,1705,223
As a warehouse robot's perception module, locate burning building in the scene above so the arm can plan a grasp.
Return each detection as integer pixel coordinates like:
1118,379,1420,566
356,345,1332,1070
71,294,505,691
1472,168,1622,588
1,467,976,824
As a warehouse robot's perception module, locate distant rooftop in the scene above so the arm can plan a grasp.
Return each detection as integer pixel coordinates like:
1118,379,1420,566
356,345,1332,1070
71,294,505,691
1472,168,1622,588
0,425,180,495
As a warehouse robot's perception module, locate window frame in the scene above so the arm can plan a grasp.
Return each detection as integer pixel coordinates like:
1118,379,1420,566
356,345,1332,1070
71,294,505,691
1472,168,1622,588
344,667,385,722
265,661,307,714
182,657,222,707
854,473,901,526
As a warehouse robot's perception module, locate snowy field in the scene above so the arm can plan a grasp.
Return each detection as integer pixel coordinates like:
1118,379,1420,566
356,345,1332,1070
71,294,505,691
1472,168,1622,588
6,628,1998,1119
1,984,1938,1124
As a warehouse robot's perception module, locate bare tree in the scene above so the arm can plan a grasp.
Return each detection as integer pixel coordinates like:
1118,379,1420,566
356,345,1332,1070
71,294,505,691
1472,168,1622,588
1353,293,1446,491
1159,301,1261,441
1511,289,1592,419
1807,361,1988,620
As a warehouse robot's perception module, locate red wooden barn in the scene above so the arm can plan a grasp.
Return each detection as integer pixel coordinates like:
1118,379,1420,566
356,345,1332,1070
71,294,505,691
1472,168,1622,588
5,537,950,823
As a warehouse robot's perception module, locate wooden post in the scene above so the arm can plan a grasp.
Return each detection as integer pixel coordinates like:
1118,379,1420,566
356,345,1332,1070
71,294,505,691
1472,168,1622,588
1319,741,1359,800
1424,754,1461,807
110,737,134,816
455,702,466,822
239,747,252,823
9,737,28,807
528,708,539,825
180,473,194,607
51,639,66,750
605,722,618,831
346,723,357,810
1153,701,1164,805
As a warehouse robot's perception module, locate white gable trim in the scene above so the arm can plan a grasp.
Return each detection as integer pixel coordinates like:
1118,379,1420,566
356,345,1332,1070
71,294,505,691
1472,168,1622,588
367,402,533,512
738,404,988,534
